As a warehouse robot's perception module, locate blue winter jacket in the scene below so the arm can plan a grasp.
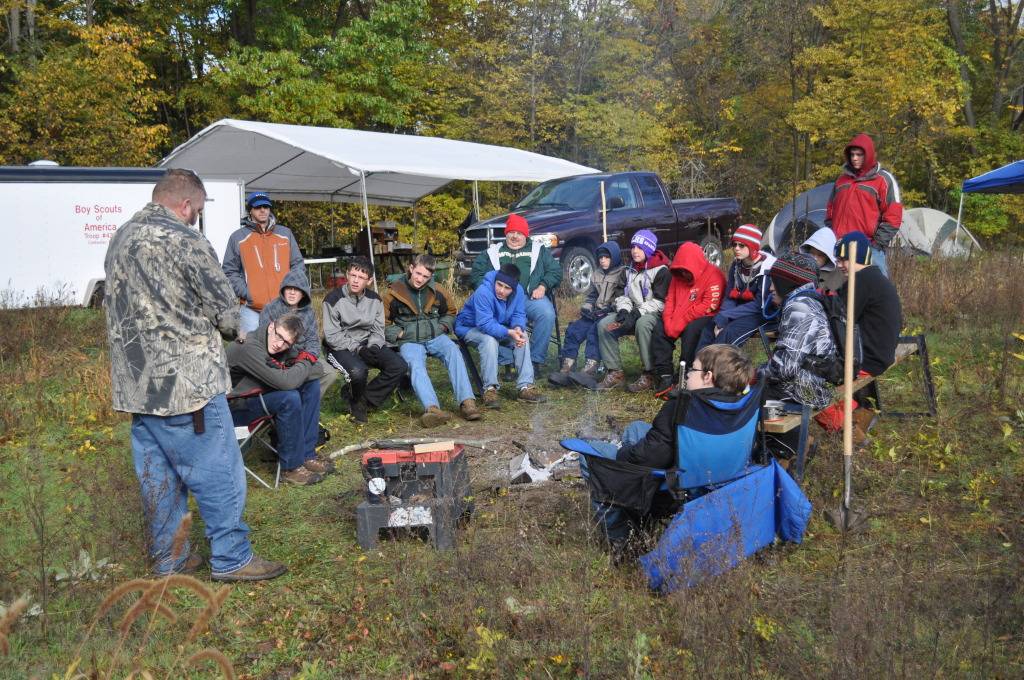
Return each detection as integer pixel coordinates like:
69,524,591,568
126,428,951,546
454,270,528,340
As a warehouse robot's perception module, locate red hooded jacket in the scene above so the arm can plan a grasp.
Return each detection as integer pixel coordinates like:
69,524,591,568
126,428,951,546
662,242,725,339
825,133,903,247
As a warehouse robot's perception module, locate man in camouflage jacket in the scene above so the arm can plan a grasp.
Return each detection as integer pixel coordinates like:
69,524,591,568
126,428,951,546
104,169,286,582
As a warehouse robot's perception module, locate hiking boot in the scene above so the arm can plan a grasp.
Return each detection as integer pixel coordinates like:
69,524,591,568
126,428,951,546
596,369,625,391
581,359,600,377
350,398,368,424
420,405,452,428
156,551,204,577
303,457,335,475
282,466,323,486
558,357,575,373
518,385,547,403
482,387,501,409
211,554,288,583
852,408,877,447
653,374,675,397
460,399,482,421
627,372,655,393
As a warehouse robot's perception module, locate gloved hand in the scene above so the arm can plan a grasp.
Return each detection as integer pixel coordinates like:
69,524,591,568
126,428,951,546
296,350,318,364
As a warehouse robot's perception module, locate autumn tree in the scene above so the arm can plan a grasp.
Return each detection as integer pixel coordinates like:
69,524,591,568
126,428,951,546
0,20,167,165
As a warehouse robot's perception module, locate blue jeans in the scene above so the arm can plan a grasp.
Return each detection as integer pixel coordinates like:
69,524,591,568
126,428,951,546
239,305,261,334
230,378,321,471
696,314,777,353
871,246,889,278
131,394,252,575
399,335,474,409
525,296,556,364
560,317,600,362
589,421,654,542
462,327,534,389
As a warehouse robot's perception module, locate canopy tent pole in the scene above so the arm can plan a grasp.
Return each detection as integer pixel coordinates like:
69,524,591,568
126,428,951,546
412,202,419,251
600,181,607,242
360,171,377,288
954,191,971,256
472,180,481,221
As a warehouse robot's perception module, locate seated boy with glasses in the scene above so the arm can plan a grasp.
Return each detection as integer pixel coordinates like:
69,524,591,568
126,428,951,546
575,344,756,557
226,313,329,486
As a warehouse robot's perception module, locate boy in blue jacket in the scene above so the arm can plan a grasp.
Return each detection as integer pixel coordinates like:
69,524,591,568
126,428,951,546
455,264,547,408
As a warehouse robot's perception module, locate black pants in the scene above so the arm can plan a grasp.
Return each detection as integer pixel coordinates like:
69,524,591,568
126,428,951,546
326,345,408,408
650,316,714,377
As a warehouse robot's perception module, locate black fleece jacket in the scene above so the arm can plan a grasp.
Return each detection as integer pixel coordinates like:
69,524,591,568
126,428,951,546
838,265,902,376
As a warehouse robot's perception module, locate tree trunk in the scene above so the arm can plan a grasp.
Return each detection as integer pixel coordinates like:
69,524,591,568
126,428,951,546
9,4,19,54
945,0,976,128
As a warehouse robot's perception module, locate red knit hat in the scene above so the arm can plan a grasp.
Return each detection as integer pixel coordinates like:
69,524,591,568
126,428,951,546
505,214,529,237
731,224,762,257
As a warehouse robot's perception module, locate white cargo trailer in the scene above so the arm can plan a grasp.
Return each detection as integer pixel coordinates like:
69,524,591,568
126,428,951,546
0,166,244,307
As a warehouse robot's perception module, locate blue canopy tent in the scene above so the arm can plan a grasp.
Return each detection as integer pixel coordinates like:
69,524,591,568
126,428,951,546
957,160,1024,240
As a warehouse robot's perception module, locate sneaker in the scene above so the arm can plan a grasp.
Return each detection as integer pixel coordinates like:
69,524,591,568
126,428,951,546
596,369,625,391
482,387,501,409
627,372,655,393
558,358,575,374
420,405,452,428
460,398,483,421
350,398,368,424
581,359,600,377
211,554,288,583
303,457,335,475
518,385,547,403
281,466,323,486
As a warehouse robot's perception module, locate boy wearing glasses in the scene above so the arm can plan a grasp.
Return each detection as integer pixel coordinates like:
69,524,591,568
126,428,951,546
227,313,328,486
580,344,756,552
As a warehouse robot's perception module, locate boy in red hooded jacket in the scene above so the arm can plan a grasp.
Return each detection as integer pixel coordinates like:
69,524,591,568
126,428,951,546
825,133,902,278
648,242,725,394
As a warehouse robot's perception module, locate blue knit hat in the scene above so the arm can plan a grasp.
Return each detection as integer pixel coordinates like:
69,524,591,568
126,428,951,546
630,229,658,258
834,231,873,265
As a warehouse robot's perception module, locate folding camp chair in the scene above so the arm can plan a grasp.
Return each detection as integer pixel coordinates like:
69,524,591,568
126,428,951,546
562,376,766,519
229,393,281,490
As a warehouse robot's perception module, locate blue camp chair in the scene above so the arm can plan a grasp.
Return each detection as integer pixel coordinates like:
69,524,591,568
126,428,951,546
562,377,766,512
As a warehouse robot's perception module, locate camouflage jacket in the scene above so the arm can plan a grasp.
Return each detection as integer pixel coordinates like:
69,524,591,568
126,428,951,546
104,202,240,416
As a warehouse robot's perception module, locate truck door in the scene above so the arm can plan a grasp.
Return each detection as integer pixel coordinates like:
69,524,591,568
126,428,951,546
603,176,645,252
636,174,677,255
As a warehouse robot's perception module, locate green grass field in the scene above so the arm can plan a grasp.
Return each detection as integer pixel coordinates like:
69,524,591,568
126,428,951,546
1,253,1022,678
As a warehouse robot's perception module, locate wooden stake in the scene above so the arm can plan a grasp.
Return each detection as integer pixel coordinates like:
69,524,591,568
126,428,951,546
842,241,857,515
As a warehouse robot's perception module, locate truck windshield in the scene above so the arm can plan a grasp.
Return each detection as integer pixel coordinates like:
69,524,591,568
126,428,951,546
515,176,602,211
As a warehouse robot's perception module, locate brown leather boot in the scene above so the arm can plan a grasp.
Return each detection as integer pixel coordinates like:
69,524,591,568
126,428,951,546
627,372,655,393
596,369,625,390
211,554,288,582
420,405,453,428
460,398,482,421
558,357,575,373
581,359,600,376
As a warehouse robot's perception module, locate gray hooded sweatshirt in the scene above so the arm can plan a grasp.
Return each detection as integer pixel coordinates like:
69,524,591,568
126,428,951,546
322,283,386,354
259,269,320,357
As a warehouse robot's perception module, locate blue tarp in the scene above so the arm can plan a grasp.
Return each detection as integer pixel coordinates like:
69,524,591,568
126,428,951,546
962,160,1024,194
639,460,812,592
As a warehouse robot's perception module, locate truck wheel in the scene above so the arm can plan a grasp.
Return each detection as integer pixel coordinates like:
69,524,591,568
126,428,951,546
700,235,724,268
561,247,595,295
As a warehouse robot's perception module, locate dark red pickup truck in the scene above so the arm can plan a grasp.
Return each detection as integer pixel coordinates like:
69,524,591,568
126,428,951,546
456,171,740,293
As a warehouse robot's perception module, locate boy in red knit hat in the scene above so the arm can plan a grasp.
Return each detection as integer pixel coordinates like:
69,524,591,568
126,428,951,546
695,224,776,354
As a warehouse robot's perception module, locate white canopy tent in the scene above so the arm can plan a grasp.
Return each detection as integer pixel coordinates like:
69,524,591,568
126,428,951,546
159,118,597,274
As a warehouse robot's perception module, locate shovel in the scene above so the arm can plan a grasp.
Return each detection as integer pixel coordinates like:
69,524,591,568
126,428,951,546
826,240,868,532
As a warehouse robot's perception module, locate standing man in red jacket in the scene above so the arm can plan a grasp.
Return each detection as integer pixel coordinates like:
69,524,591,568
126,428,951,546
825,133,902,278
648,242,725,395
